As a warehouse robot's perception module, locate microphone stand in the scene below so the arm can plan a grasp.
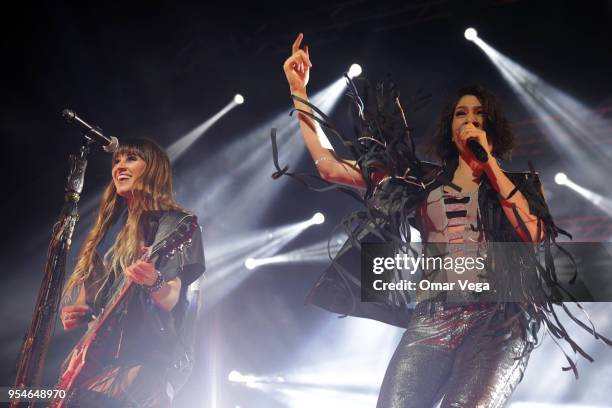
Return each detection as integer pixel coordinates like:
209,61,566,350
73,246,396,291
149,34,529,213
11,137,92,408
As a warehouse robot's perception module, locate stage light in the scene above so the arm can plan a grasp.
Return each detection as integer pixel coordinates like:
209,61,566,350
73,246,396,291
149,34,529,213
554,172,567,185
228,370,242,382
234,94,245,104
311,212,325,225
464,27,478,41
348,63,362,78
244,258,257,270
227,370,258,388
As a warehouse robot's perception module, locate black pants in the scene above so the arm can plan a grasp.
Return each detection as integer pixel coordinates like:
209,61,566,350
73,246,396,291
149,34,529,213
377,302,532,408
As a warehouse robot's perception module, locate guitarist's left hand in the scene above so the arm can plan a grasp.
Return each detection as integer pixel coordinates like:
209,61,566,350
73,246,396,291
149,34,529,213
125,248,159,286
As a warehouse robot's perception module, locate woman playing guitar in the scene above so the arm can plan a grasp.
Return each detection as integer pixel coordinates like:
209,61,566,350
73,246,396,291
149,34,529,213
59,138,205,407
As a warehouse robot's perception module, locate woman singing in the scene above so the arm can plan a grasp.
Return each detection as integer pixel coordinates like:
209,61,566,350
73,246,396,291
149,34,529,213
279,33,610,407
59,138,205,407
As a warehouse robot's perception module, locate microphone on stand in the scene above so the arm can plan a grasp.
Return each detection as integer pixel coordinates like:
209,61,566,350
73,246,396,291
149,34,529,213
458,122,488,163
62,109,119,153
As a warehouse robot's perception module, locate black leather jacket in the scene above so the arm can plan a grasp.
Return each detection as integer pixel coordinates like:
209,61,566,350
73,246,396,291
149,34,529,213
84,209,205,393
306,166,550,328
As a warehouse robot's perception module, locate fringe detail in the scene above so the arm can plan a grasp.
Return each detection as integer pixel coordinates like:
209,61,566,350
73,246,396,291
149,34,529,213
270,77,611,378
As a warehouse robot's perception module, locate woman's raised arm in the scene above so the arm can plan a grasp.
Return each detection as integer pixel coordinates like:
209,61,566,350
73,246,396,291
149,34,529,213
283,33,366,190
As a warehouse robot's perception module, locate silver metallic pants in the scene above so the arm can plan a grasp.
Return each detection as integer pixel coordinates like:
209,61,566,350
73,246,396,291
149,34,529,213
377,302,532,408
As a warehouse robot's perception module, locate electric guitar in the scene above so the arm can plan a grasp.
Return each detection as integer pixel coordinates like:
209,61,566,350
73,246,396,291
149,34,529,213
50,214,198,408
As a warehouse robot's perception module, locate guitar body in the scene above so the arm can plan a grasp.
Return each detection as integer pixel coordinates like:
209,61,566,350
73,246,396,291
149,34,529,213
50,214,198,407
51,282,134,408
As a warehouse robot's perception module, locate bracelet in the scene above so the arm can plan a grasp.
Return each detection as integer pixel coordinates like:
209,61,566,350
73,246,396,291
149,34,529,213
143,270,165,294
314,156,333,166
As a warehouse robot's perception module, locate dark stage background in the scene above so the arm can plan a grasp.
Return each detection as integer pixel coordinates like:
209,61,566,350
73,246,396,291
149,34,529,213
1,1,612,407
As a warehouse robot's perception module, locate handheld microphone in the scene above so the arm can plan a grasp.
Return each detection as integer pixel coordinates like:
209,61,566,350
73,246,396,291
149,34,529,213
62,109,119,153
458,123,488,163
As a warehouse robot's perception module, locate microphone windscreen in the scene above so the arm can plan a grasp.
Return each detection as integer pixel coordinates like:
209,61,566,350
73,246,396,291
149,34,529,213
103,136,120,153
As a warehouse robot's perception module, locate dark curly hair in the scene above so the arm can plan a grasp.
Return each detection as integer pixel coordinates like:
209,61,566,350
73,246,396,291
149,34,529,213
430,85,515,163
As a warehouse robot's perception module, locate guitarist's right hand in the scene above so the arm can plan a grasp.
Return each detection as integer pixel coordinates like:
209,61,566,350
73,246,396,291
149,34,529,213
60,304,91,331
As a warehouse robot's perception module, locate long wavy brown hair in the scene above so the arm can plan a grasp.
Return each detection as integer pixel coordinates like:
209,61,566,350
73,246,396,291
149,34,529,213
63,138,181,303
429,85,515,163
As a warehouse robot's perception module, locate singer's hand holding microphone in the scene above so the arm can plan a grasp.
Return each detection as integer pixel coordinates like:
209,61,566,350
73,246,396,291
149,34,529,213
455,122,492,164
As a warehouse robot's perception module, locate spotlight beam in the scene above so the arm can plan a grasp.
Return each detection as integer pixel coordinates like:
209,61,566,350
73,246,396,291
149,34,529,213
236,318,402,408
557,174,612,217
186,77,348,230
168,98,241,162
245,234,346,269
470,35,612,183
202,213,328,306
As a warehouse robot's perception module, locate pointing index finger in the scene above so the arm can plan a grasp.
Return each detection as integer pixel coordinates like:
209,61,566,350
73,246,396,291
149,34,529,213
292,33,303,54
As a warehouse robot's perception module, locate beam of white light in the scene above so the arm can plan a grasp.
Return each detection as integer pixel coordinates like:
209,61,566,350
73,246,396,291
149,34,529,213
347,63,362,78
209,229,301,277
202,215,325,306
556,174,612,216
471,36,612,178
246,248,337,269
210,336,218,408
228,370,258,387
168,98,241,162
205,212,326,271
205,218,317,270
238,383,376,408
288,317,400,388
244,250,333,269
245,234,346,269
243,224,423,270
230,317,402,408
186,77,348,230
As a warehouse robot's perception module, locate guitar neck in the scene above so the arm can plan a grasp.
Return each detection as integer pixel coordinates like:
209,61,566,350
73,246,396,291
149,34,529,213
85,244,166,334
77,279,136,348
